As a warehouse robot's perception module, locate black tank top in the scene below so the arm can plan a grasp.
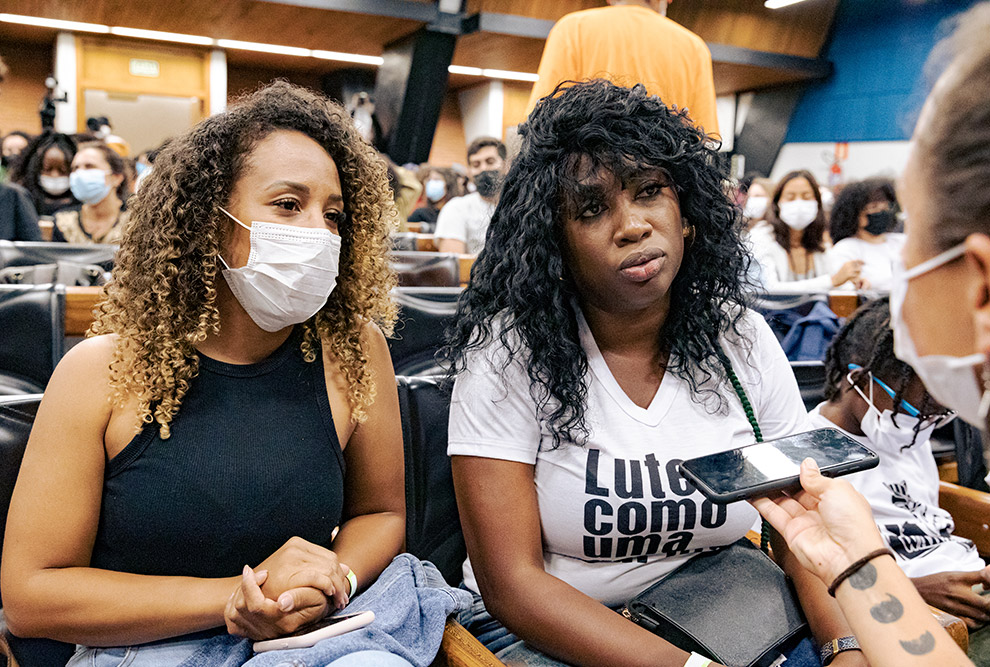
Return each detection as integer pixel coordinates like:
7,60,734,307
90,330,345,578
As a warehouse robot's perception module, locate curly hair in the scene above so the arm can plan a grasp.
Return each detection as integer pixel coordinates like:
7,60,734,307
766,169,827,254
829,178,896,244
823,297,939,449
444,80,751,447
9,131,78,212
90,81,398,438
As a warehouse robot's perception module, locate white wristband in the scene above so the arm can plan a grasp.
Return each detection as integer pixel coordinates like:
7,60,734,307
684,653,712,667
345,568,358,598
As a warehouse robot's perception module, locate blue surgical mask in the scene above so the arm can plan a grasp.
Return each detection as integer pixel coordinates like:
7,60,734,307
424,179,446,203
135,162,149,178
70,168,112,205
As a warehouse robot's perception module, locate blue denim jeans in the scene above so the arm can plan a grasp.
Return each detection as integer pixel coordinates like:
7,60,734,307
67,636,411,667
458,590,820,667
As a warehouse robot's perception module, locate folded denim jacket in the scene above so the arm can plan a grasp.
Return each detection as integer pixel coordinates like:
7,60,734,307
177,553,472,667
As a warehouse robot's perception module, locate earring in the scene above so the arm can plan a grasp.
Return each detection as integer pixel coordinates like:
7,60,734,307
682,224,695,246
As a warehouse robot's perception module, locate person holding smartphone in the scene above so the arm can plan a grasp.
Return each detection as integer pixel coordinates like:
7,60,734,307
445,79,858,666
752,4,990,667
1,82,410,666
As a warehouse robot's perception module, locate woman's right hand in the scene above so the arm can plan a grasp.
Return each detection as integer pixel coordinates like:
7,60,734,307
751,458,887,587
255,536,350,612
831,260,865,288
225,565,330,640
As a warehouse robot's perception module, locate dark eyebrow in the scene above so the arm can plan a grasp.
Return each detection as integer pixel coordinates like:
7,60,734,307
267,180,343,204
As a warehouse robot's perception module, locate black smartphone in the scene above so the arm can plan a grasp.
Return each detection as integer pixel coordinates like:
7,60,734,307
678,428,879,504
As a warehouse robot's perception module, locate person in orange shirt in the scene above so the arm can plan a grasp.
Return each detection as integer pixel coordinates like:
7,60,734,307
526,0,719,138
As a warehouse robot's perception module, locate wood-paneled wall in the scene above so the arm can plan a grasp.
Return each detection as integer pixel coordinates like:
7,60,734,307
501,80,531,135
0,39,53,135
226,63,324,102
669,0,839,59
428,90,468,167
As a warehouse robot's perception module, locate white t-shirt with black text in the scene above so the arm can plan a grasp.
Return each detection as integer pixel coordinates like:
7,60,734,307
448,308,810,606
433,192,496,255
808,405,985,578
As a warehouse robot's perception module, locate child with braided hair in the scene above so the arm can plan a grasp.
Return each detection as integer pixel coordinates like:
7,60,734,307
809,297,990,662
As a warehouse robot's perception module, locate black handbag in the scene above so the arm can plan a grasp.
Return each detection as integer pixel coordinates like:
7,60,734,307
626,356,809,667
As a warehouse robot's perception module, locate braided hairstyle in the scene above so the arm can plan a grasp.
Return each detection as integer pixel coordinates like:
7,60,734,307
823,297,939,449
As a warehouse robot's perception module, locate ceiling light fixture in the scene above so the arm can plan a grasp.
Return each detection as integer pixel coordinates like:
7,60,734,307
0,13,109,33
312,49,384,66
0,13,539,83
448,65,484,76
109,26,214,46
764,0,810,8
216,39,311,57
482,68,539,82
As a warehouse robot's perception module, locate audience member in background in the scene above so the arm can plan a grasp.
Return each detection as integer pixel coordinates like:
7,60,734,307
753,6,990,666
0,176,41,241
86,115,130,156
133,141,166,193
810,297,990,663
446,80,846,667
2,82,411,666
384,157,423,231
435,137,506,254
53,141,129,244
828,178,903,291
742,176,775,232
1,130,33,180
525,0,718,137
10,131,79,216
409,167,460,232
749,169,865,292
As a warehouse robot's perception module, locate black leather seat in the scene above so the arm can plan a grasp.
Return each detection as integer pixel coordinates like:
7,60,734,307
0,285,65,395
0,394,76,667
392,251,460,288
397,376,465,587
789,360,826,412
389,288,461,376
0,241,117,272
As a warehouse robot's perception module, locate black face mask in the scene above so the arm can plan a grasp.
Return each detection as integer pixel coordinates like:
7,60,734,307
864,209,896,236
473,169,503,198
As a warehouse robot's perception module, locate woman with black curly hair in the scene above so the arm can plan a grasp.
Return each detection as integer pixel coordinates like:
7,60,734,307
827,179,902,291
9,130,79,216
2,82,412,666
446,80,853,667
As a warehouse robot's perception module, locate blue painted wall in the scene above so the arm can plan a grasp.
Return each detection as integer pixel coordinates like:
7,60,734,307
784,0,978,143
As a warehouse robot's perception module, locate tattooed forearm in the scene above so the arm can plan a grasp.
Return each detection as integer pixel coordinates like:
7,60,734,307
900,631,935,655
847,562,878,590
869,594,904,623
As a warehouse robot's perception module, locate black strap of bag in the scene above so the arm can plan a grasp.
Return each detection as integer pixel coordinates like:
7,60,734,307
719,357,772,554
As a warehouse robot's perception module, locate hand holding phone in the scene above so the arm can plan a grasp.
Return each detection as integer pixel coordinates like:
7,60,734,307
253,610,375,653
679,428,879,504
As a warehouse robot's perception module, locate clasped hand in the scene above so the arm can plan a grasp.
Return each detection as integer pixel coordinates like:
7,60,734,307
224,536,352,640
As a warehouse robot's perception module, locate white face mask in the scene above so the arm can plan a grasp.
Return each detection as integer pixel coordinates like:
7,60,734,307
218,207,342,333
39,174,70,196
743,195,768,220
778,199,819,231
889,242,988,428
849,371,941,453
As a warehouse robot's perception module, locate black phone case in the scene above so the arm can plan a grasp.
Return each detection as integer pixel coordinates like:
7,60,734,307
679,430,880,504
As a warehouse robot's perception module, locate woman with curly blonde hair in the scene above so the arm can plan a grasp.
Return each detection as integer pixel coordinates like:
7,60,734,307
2,82,412,666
